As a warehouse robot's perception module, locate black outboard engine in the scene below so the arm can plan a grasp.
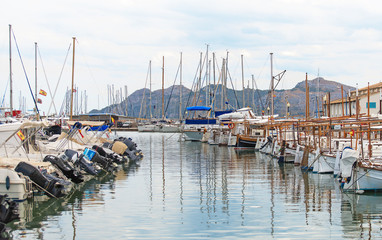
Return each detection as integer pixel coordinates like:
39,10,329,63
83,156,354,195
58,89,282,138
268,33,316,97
92,145,107,157
102,142,113,150
92,145,126,164
64,149,100,176
84,148,117,173
120,137,137,151
0,195,19,224
64,149,79,161
76,154,100,175
15,162,66,198
40,169,72,187
43,155,84,184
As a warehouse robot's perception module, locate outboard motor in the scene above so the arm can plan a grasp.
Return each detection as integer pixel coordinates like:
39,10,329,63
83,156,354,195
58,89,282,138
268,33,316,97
15,162,66,198
40,169,72,187
43,155,84,184
92,145,126,164
76,154,100,175
124,149,144,163
84,148,117,173
120,137,137,151
0,195,19,224
102,142,113,150
64,149,79,162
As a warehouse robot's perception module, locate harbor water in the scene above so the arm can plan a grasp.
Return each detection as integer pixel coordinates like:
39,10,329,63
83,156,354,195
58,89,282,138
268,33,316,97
7,132,382,239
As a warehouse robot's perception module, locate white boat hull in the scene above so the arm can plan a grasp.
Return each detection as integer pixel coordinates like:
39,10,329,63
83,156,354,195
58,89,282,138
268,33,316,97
0,168,31,201
183,131,204,141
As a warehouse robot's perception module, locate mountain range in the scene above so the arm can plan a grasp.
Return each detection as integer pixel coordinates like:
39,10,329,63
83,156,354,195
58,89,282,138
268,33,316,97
90,77,354,118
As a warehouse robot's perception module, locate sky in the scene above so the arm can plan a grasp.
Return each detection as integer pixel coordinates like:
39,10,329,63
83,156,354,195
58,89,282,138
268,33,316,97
1,0,382,115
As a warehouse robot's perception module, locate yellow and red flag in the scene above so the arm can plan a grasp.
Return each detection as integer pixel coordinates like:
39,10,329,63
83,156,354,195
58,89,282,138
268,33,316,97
349,129,355,137
39,89,47,96
111,117,115,124
16,130,25,141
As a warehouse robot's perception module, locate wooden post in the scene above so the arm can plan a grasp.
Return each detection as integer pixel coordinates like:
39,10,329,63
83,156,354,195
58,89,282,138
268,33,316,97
327,92,331,118
367,82,370,117
341,85,344,116
368,122,372,158
349,90,352,116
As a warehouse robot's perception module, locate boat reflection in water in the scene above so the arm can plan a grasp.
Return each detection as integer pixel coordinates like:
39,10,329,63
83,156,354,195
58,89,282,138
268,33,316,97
8,162,137,239
341,192,382,239
6,132,382,239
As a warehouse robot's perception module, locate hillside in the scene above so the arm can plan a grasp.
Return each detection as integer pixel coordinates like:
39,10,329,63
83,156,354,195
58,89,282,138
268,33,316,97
90,77,354,118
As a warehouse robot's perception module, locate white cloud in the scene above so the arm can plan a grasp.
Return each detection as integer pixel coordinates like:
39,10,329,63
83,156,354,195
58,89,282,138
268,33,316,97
1,0,382,114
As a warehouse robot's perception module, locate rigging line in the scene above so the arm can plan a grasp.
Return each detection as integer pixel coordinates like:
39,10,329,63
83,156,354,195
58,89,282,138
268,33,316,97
191,60,201,107
139,62,151,119
37,46,58,114
256,55,269,89
48,43,71,116
0,78,9,108
253,75,265,111
194,53,208,107
226,68,240,109
11,30,40,116
164,61,181,117
182,74,197,119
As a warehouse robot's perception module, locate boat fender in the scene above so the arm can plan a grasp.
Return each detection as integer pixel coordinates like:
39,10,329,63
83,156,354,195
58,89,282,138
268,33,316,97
5,176,10,190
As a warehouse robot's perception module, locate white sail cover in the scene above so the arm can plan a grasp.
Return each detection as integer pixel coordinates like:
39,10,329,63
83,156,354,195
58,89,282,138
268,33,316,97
340,148,360,178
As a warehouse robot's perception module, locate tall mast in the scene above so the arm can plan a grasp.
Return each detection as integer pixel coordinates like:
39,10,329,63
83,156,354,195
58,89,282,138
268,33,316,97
305,73,309,120
205,45,209,106
35,42,37,108
179,52,182,121
9,25,13,115
70,37,76,121
252,74,255,111
149,60,152,119
162,56,164,120
241,54,245,108
221,59,225,110
270,53,274,116
213,52,216,112
35,42,40,120
225,51,229,110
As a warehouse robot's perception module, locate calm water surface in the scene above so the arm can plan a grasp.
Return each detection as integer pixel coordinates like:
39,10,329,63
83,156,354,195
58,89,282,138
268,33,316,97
8,132,382,239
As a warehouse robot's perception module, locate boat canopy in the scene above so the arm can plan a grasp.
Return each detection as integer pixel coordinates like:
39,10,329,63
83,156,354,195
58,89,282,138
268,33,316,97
186,106,211,111
66,121,105,126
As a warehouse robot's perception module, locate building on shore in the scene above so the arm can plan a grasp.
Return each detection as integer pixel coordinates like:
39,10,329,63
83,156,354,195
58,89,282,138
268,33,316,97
325,82,382,117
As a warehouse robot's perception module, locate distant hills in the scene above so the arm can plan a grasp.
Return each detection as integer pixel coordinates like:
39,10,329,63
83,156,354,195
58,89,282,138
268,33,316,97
90,77,354,118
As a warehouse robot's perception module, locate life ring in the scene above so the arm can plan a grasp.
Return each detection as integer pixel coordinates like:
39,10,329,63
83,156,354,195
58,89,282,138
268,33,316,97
228,123,235,129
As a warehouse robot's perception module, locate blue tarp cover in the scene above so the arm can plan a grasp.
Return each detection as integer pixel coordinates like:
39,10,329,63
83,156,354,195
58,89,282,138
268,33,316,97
186,106,211,111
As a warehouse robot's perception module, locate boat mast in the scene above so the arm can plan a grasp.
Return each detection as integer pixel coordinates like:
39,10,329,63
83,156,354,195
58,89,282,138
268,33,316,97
35,42,40,120
162,56,164,120
270,53,274,116
305,73,309,120
252,74,255,112
205,45,209,106
149,60,152,120
9,24,13,116
212,52,216,113
179,52,182,121
221,59,225,110
241,54,245,108
70,37,76,121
